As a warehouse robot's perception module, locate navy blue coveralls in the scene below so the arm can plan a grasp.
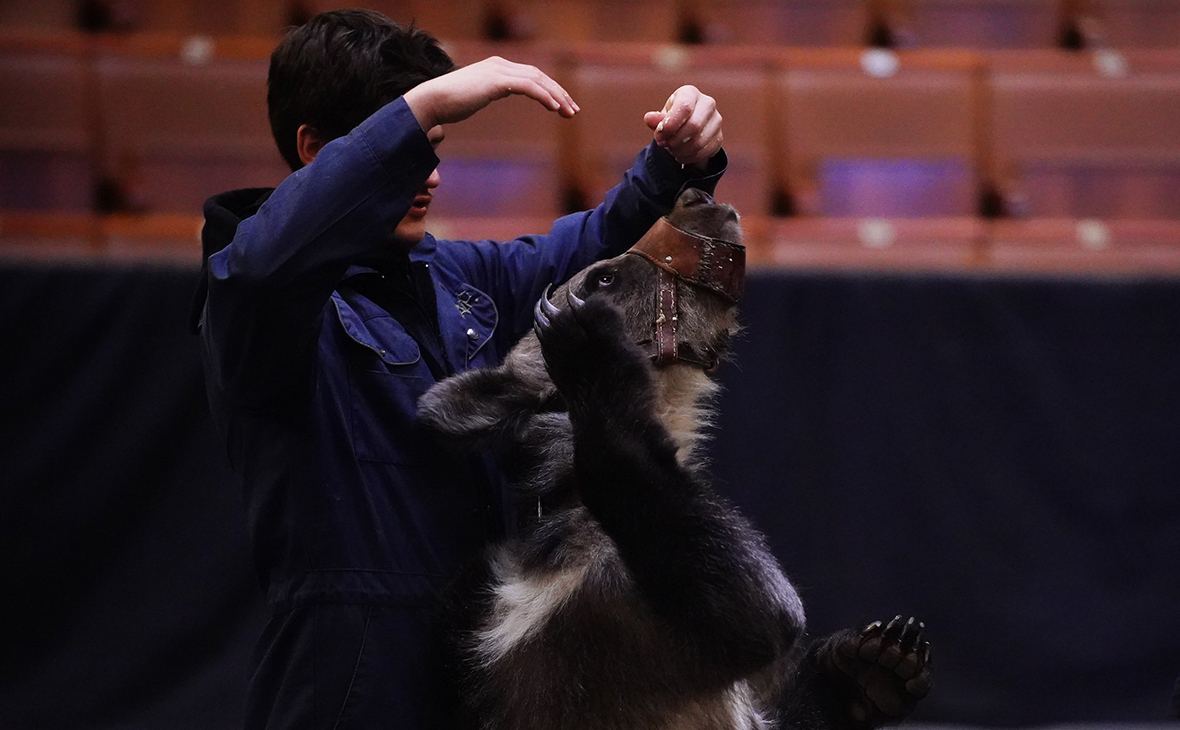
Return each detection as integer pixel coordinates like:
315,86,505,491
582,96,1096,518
197,96,724,729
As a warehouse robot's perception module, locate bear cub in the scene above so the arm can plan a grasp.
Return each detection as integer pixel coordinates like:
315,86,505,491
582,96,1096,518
418,189,932,730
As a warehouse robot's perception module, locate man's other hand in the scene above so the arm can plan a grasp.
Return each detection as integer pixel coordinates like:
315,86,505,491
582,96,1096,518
404,56,579,132
643,85,723,170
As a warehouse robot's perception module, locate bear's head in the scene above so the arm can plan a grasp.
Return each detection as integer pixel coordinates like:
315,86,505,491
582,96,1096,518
418,189,744,471
549,187,743,374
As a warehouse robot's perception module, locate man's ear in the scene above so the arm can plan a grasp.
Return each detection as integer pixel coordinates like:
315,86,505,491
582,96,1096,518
296,124,324,166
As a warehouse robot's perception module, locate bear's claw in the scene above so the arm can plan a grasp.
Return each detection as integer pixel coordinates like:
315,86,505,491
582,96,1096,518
533,285,560,336
530,285,653,418
819,616,933,726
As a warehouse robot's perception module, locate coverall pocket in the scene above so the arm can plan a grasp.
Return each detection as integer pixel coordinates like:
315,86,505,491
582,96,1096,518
348,364,435,464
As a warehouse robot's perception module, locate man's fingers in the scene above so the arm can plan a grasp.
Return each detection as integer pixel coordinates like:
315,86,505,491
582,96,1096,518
500,66,571,116
503,76,563,112
408,55,579,128
667,109,720,154
666,95,716,149
503,63,578,116
644,111,664,131
655,86,700,142
669,114,722,165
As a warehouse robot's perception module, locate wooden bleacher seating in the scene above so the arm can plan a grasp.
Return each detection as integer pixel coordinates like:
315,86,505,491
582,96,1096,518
684,0,869,47
138,0,291,36
496,0,682,43
0,210,98,260
774,48,986,217
989,49,1180,220
0,210,203,262
1,17,1179,275
0,30,96,211
101,211,204,260
747,215,984,270
569,44,773,215
0,1,79,31
7,210,1180,275
428,42,566,217
989,218,1180,273
297,0,488,41
887,0,1063,49
1098,0,1180,49
95,33,288,215
427,215,558,243
3,0,1180,51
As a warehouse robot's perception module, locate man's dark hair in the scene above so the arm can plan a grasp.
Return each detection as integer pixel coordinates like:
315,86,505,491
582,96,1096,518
268,9,455,171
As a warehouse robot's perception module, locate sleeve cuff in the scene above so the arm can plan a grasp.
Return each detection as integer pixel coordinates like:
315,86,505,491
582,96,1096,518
354,96,441,189
642,142,729,200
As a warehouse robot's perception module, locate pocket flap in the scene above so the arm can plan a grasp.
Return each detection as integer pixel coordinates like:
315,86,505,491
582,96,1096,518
332,294,420,365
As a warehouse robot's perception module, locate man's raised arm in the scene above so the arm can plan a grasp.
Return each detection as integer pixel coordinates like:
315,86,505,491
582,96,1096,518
202,59,579,405
435,84,728,352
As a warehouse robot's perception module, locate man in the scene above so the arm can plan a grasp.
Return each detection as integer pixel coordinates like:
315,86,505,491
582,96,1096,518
193,8,727,729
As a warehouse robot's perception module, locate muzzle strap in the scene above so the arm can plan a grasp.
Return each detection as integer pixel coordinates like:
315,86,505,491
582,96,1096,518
625,216,746,371
626,217,746,304
654,266,679,366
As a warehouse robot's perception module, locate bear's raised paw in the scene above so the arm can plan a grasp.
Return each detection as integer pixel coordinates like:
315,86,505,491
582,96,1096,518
818,615,933,726
532,288,654,414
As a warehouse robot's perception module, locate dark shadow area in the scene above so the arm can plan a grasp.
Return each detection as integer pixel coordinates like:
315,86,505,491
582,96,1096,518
2,263,1178,727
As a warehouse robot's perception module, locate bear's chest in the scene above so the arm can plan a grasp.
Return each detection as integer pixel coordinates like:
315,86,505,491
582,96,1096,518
465,524,771,730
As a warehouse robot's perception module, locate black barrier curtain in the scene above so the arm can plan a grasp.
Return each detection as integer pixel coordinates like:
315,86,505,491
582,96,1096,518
0,265,264,730
1,263,1178,728
710,271,1180,724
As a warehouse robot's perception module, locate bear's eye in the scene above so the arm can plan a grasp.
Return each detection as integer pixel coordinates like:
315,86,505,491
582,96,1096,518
597,273,615,287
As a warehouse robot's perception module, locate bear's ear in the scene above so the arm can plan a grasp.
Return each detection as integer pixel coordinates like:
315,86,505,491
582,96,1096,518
418,364,551,449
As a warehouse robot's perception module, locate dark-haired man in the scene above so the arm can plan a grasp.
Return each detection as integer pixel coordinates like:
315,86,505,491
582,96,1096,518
194,8,726,729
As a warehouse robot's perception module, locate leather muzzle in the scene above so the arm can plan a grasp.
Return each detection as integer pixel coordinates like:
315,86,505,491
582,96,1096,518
624,217,746,370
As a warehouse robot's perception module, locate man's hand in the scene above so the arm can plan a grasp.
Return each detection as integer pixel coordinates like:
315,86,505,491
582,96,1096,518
404,56,578,133
643,85,723,170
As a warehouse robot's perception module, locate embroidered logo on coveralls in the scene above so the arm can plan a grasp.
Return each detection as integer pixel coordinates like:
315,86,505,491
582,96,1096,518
455,290,478,316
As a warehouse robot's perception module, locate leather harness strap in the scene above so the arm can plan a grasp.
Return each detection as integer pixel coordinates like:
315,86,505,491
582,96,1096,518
653,266,679,366
626,217,746,303
624,217,746,371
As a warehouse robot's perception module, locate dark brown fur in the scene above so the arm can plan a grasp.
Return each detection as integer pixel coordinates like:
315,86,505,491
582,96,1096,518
420,190,932,730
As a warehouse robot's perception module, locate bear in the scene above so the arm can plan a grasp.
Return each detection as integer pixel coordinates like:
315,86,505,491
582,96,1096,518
418,188,933,730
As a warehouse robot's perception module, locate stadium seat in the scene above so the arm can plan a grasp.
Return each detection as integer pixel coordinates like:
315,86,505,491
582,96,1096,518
0,210,205,262
429,42,566,217
685,0,868,47
989,218,1180,273
428,216,559,243
0,31,96,211
327,0,489,40
989,50,1180,219
774,48,985,217
0,0,79,30
569,44,773,216
133,0,291,35
1099,0,1180,49
751,216,983,270
95,34,289,215
0,210,97,260
498,0,681,43
101,212,204,260
888,0,1062,49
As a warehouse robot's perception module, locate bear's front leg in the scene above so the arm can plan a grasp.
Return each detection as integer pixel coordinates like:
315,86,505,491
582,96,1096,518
533,289,804,686
781,616,933,730
533,289,655,425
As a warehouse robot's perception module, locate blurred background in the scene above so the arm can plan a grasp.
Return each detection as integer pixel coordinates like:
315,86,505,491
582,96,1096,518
1,0,1178,728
